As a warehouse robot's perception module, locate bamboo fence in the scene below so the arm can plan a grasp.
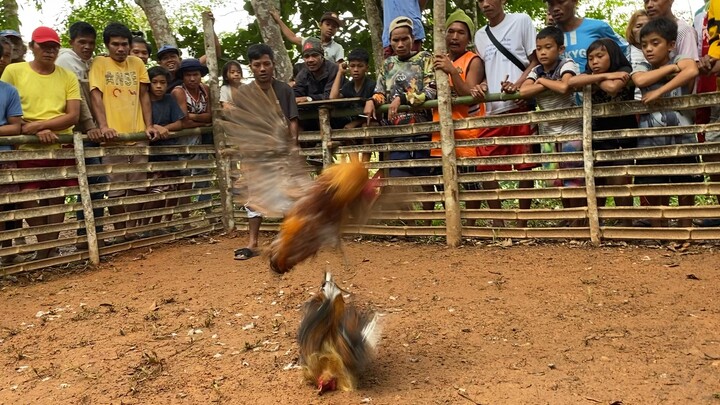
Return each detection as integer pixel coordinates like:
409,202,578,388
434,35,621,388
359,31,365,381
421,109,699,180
3,14,720,276
4,89,720,277
233,90,720,245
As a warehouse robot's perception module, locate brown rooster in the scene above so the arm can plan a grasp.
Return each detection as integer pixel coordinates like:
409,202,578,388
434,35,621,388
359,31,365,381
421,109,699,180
220,83,379,273
298,272,380,394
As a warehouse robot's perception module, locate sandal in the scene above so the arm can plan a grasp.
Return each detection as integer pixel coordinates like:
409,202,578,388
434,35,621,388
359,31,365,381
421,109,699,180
234,248,257,261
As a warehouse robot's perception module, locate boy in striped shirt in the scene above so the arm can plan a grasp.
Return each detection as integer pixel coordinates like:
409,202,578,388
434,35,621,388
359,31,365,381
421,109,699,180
518,26,584,223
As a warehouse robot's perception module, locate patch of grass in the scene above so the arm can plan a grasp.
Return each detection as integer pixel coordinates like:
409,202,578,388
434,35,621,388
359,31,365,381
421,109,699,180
130,350,164,389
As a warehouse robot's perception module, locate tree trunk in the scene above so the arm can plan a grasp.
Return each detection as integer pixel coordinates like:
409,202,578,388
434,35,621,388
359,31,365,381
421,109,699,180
2,0,21,31
363,0,384,79
133,0,176,48
250,0,293,82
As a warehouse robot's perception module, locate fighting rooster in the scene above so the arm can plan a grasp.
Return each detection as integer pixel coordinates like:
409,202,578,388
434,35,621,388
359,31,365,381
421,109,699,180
220,83,378,273
298,272,380,394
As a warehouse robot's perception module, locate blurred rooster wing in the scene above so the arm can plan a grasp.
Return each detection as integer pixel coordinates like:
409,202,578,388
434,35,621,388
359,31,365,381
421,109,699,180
298,272,380,394
219,83,377,273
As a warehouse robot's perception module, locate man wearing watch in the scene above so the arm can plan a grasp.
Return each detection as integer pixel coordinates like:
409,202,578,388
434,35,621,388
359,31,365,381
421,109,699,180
293,37,345,131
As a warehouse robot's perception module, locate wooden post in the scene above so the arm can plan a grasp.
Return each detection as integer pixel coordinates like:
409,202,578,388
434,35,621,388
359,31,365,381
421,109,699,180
203,11,235,231
582,85,601,246
318,106,333,168
433,0,462,247
72,132,100,265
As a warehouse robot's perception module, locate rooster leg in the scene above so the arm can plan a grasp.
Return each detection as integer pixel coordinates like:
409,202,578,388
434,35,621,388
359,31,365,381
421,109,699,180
335,241,358,279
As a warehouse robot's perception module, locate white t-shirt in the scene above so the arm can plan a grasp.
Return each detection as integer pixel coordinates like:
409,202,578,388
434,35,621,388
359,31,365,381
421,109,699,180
220,84,233,104
474,13,536,115
673,18,700,61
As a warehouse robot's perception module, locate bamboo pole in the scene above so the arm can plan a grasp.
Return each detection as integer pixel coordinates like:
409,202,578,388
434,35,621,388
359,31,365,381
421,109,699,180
72,132,100,264
318,107,333,167
203,11,234,231
582,86,600,246
433,0,462,247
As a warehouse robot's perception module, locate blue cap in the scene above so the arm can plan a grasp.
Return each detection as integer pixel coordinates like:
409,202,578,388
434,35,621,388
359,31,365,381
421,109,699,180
0,30,22,38
176,58,209,78
156,44,180,59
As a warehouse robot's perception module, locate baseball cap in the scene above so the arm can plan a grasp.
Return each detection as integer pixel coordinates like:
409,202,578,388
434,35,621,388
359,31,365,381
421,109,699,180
389,16,413,34
446,9,475,34
302,37,323,56
320,11,344,28
0,30,22,39
156,44,180,59
31,26,60,45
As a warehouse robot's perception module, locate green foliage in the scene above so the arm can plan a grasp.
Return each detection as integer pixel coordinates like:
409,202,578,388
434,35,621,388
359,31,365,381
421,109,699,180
583,0,642,36
61,0,149,52
0,0,22,31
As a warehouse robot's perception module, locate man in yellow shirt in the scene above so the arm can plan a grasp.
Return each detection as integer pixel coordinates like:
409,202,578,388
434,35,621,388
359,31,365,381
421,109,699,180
0,26,80,259
89,22,157,241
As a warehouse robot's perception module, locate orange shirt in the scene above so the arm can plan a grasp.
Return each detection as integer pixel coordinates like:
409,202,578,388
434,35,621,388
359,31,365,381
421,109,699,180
431,51,485,157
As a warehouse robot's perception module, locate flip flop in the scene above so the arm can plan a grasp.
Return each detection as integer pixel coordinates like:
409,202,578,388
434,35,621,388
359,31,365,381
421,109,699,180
234,248,257,261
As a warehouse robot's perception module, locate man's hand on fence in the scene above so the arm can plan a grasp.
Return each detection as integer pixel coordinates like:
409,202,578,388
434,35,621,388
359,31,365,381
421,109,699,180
153,125,170,140
363,99,376,125
21,121,44,135
100,127,118,140
699,55,716,75
87,128,103,142
469,83,487,101
145,125,160,141
36,129,59,143
387,96,402,121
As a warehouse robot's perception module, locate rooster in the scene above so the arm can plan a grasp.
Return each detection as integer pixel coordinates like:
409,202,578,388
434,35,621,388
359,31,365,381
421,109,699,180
220,83,379,273
298,272,380,394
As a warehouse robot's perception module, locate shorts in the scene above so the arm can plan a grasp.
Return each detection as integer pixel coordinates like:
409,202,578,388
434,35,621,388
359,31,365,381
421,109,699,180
149,170,179,193
103,154,149,197
476,111,538,171
17,158,78,190
634,156,703,185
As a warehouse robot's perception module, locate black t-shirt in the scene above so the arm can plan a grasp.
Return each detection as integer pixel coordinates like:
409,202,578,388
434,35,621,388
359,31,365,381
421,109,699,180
591,66,637,150
272,79,299,121
340,77,376,99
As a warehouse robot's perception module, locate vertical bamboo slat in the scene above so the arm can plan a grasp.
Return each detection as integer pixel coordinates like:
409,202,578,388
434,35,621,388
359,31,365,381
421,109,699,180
318,107,333,168
72,132,100,264
433,0,462,247
202,11,235,231
582,85,601,245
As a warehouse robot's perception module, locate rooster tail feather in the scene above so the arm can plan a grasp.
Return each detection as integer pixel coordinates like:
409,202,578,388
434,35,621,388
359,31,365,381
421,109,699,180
361,313,381,351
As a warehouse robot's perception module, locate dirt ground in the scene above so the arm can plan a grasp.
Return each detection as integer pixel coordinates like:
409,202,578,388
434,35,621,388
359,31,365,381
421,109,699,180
1,233,719,405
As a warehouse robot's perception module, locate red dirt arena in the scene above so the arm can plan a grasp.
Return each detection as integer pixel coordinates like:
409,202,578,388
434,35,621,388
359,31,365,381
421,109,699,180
1,233,719,404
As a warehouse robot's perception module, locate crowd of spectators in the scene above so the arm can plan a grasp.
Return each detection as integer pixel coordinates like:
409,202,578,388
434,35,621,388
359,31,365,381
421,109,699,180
3,0,720,265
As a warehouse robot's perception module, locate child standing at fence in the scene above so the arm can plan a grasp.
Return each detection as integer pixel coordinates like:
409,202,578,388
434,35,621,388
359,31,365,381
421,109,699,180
141,66,185,232
569,38,638,225
0,77,23,265
220,60,243,109
518,26,584,225
631,17,700,228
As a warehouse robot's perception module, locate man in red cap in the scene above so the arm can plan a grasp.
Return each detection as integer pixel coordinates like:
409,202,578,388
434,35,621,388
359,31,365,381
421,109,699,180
1,26,81,259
